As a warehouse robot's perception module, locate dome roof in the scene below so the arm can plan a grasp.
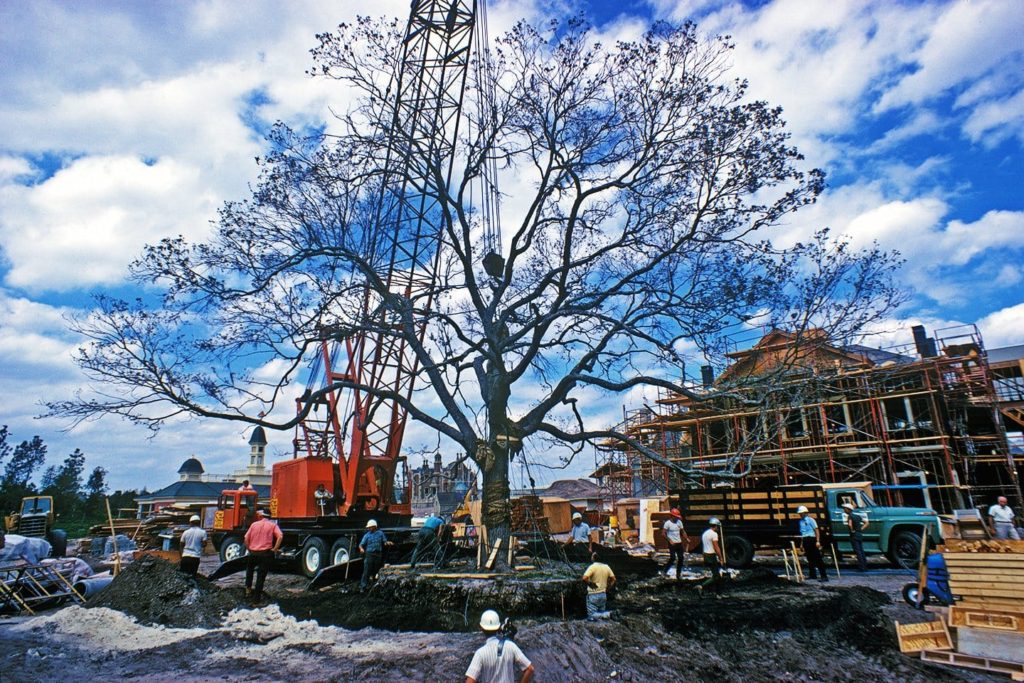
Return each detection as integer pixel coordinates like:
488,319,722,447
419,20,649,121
248,425,267,446
177,457,205,475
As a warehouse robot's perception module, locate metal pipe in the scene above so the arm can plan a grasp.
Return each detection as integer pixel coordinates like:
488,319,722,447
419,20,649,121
72,576,114,599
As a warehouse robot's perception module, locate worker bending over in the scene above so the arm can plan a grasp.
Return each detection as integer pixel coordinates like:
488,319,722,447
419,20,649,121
465,609,534,683
411,513,444,568
797,505,829,582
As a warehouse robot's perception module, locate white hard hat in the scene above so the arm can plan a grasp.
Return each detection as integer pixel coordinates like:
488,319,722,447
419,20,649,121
189,515,201,523
366,519,378,528
572,512,583,520
479,609,501,631
797,505,809,514
708,517,721,526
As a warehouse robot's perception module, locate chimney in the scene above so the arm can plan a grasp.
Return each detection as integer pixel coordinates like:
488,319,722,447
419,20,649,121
701,365,715,388
434,452,442,474
911,325,938,358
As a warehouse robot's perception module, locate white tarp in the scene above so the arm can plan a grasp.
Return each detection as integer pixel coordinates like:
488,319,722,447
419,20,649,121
0,534,52,564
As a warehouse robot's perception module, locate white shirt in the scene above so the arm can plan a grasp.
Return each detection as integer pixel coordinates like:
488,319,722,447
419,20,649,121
989,504,1016,524
180,526,207,558
663,518,685,544
465,636,531,683
701,528,719,554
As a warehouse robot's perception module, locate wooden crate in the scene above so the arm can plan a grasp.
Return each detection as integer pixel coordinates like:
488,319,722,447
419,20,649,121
950,605,1024,634
539,497,573,534
956,627,1024,664
895,619,953,654
943,551,1024,608
921,650,1024,679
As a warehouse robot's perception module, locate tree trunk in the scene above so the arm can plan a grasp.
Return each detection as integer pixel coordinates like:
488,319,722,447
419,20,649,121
479,442,511,569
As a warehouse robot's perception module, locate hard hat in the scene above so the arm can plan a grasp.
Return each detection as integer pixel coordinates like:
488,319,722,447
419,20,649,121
366,519,378,528
708,517,721,526
670,508,681,518
841,502,854,510
189,515,201,523
796,505,809,514
572,512,583,520
479,609,501,631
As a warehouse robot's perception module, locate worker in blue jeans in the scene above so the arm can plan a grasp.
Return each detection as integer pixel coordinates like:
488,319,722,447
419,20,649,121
359,519,390,590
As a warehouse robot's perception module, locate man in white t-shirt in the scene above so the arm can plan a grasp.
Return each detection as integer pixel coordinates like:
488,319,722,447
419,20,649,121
465,609,534,683
697,518,725,597
662,508,688,578
179,515,207,576
988,496,1020,540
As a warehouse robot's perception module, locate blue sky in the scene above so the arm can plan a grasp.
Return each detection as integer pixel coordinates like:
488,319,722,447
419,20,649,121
0,0,1021,492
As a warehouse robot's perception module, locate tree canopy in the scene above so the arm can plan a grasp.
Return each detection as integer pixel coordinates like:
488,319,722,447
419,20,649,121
49,18,902,533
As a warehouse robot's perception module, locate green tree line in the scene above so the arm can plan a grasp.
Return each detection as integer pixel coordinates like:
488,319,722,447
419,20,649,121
0,425,140,536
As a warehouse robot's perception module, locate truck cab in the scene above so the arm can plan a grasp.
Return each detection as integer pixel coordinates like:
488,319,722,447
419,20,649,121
824,486,941,566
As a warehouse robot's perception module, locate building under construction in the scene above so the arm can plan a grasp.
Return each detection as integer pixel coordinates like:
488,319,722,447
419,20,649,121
595,324,1022,514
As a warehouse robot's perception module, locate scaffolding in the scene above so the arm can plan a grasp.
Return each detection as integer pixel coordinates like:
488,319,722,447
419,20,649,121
597,325,1022,514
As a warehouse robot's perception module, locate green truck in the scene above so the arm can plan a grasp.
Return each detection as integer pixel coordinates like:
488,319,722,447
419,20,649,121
673,482,942,568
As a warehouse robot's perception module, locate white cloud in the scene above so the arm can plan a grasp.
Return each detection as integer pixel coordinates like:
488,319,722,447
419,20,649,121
0,155,220,291
978,302,1024,349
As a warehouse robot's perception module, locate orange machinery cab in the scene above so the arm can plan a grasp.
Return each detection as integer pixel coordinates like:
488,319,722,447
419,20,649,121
213,489,259,531
271,456,335,519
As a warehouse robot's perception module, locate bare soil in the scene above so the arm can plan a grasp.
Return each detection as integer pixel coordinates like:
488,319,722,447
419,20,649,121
0,555,1007,682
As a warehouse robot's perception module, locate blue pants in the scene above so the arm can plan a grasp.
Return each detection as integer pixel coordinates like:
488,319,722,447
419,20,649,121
586,591,608,619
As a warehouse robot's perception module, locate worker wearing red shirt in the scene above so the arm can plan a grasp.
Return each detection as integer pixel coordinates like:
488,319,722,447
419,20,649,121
244,509,283,604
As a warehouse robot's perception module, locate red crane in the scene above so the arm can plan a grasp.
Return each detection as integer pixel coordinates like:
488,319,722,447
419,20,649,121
279,0,492,521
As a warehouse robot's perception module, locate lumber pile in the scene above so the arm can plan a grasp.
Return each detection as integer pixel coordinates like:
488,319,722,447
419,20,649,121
901,542,1024,678
510,496,549,534
85,506,203,552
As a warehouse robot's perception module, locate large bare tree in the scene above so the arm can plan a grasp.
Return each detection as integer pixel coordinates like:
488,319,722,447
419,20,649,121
49,18,902,541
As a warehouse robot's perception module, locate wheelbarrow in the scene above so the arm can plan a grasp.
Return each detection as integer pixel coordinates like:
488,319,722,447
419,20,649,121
902,551,951,609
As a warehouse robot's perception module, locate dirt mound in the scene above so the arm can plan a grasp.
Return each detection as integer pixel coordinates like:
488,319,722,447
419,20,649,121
87,555,240,627
278,571,587,631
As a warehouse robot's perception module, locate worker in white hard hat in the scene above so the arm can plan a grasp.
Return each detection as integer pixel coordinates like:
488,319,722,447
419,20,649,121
465,609,534,683
797,505,829,582
178,513,207,577
566,511,593,556
696,518,725,597
358,519,391,591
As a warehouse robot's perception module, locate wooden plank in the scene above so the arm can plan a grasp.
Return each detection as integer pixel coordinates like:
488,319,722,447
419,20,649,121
485,538,503,570
949,578,1024,589
947,628,1024,665
421,573,497,579
951,607,1022,633
920,650,1024,677
895,619,952,654
949,587,1024,600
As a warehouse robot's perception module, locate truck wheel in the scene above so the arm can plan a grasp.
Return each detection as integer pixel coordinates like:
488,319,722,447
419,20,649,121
47,528,68,558
329,538,352,566
301,537,327,577
724,535,754,568
219,536,246,563
888,531,922,569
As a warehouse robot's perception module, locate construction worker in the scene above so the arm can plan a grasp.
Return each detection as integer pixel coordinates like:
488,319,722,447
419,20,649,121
237,479,254,492
797,505,829,582
582,552,616,619
696,518,725,597
988,496,1021,540
314,483,333,517
359,519,390,590
465,609,534,683
842,502,869,572
244,509,283,604
663,508,688,579
567,512,592,545
179,514,207,576
411,513,444,568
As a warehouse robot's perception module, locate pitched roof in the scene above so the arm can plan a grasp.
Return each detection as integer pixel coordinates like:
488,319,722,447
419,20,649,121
177,457,205,474
136,480,270,502
541,479,601,500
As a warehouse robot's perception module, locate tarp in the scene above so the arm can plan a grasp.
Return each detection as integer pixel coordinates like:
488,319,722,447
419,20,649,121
0,534,52,564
